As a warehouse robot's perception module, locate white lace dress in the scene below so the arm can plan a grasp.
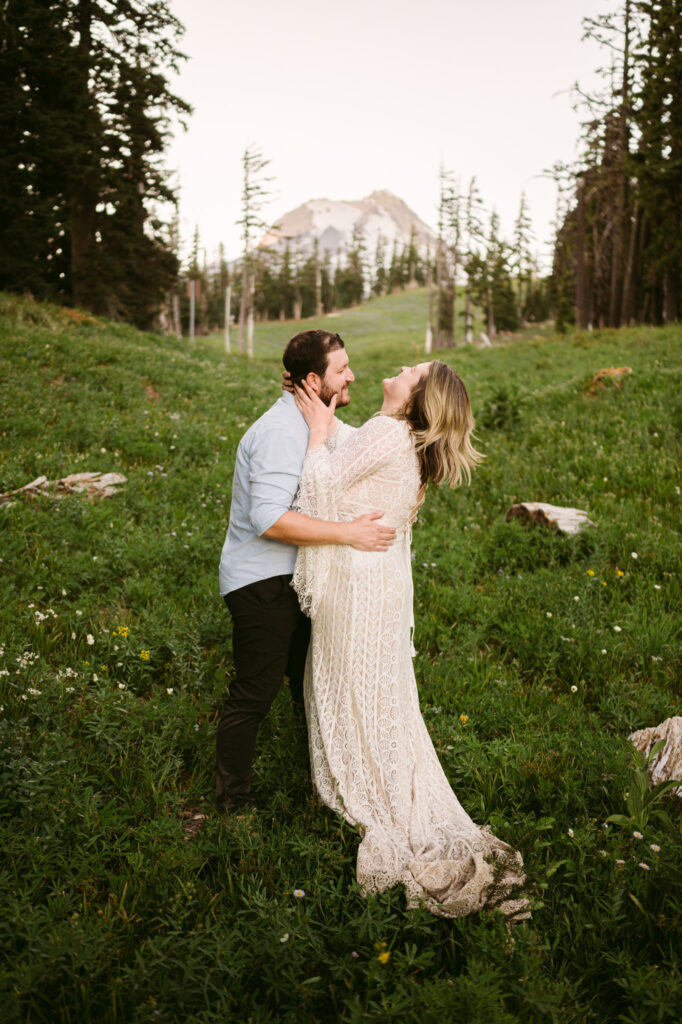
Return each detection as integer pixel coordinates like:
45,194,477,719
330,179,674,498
292,414,527,919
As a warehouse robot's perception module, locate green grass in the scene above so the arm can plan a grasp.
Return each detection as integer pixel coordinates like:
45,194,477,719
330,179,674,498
0,289,681,1023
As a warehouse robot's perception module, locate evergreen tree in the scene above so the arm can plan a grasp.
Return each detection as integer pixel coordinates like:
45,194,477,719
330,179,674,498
462,178,484,343
237,145,273,353
373,234,388,296
0,0,190,328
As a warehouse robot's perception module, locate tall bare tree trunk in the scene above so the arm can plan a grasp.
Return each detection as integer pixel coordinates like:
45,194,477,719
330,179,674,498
620,206,638,325
224,286,231,354
464,282,473,343
238,260,248,353
247,273,255,357
314,241,323,317
172,292,181,337
608,0,631,328
576,176,590,329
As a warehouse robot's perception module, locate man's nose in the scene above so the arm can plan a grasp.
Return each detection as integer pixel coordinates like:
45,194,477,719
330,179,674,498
346,369,355,382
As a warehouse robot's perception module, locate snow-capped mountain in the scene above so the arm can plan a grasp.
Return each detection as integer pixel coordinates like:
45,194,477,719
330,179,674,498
259,189,436,261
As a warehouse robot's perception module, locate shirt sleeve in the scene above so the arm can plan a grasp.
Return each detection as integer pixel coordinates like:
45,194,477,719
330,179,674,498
248,426,304,536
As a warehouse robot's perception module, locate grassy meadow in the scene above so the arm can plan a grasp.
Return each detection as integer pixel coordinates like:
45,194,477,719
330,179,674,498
0,288,681,1023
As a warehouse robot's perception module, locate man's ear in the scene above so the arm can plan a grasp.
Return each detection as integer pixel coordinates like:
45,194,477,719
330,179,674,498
304,372,322,395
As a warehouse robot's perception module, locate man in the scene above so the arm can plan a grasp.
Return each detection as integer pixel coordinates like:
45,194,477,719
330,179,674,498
217,329,395,815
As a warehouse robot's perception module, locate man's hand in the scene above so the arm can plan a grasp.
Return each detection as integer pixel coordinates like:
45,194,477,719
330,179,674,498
344,511,396,551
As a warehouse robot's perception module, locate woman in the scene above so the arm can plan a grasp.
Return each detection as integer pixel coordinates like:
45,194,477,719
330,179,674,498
292,360,528,921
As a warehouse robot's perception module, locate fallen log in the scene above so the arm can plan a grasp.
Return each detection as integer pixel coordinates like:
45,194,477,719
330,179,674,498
505,502,596,536
630,717,682,797
0,471,127,506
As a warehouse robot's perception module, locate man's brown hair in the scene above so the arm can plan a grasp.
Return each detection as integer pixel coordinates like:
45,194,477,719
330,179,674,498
282,330,345,386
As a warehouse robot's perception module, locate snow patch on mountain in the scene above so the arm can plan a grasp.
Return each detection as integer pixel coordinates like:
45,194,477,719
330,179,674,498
260,190,436,262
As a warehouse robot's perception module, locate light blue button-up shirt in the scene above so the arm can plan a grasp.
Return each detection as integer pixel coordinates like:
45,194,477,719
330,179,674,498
219,392,309,595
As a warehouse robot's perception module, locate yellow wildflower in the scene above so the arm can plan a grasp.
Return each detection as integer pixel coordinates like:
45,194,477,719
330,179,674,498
140,649,150,661
377,951,391,964
616,570,624,577
587,570,595,577
116,626,130,638
460,714,468,725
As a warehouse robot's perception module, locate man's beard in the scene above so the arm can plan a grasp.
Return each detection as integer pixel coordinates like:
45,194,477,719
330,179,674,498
319,382,350,407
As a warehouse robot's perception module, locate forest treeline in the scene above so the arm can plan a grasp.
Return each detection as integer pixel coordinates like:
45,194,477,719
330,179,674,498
552,0,682,328
1,1,679,336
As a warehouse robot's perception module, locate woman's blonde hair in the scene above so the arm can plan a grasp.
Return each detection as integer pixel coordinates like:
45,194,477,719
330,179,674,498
400,361,483,488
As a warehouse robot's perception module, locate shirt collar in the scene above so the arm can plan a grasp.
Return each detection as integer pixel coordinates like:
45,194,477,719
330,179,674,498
280,390,308,427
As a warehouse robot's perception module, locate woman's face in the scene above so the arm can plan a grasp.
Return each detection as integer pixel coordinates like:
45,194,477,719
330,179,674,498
382,362,431,409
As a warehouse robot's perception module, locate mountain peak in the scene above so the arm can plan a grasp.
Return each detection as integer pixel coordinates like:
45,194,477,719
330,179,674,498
260,191,435,261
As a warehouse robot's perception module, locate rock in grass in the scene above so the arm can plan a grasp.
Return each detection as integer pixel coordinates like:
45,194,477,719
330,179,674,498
630,717,682,797
505,502,596,536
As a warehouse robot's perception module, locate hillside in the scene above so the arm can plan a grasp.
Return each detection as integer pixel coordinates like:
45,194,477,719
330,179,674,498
0,291,681,1023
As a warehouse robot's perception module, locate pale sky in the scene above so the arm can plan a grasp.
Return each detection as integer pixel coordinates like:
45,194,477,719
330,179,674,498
166,0,614,270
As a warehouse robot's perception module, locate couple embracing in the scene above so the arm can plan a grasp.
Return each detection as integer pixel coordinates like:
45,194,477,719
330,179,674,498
217,329,527,921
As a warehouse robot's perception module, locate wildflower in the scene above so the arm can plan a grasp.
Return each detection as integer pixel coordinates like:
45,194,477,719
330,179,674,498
86,634,95,645
633,830,643,839
602,822,609,831
280,933,289,943
166,688,174,695
76,610,82,616
587,570,595,577
140,650,150,661
615,859,625,866
292,889,305,899
377,951,391,964
71,632,76,640
601,649,607,655
351,951,359,959
639,862,649,871
460,714,468,725
546,612,552,619
613,625,622,633
570,685,578,693
567,828,574,837
573,596,580,602
650,844,660,853
92,674,98,683
631,552,638,559
616,570,624,577
598,850,607,857
601,581,607,587
118,683,126,690
653,584,661,591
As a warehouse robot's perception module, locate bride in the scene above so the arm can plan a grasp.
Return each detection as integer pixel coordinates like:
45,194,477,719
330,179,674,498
292,360,528,921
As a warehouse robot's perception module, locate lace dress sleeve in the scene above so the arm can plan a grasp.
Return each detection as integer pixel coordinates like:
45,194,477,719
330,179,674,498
292,416,406,617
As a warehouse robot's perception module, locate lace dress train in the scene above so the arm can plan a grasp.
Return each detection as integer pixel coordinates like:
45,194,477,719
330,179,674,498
292,415,528,919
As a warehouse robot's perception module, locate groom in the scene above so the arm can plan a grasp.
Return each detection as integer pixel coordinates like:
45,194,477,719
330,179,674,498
216,329,395,815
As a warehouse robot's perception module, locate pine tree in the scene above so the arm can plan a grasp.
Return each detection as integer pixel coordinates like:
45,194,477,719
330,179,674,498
463,178,484,343
0,0,191,328
237,145,273,354
512,192,533,323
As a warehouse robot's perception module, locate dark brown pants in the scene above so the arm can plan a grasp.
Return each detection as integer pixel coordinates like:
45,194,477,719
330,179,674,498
216,574,310,811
